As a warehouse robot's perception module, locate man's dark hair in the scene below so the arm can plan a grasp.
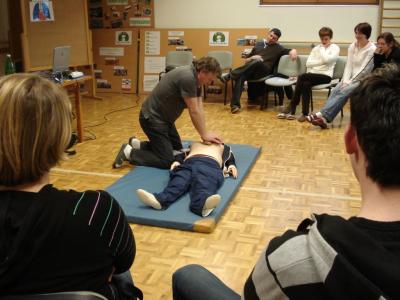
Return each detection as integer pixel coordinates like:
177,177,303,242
354,22,372,39
350,64,400,186
194,56,221,77
270,28,282,39
319,27,333,39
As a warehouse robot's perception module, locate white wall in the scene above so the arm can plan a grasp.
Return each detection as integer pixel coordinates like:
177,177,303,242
154,0,379,42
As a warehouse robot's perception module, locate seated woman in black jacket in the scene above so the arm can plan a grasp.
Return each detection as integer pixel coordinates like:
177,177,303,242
0,74,140,299
374,32,400,70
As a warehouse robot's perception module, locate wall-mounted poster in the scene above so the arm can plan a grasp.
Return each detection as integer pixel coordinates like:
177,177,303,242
144,31,160,55
30,0,54,22
209,31,229,47
115,31,132,45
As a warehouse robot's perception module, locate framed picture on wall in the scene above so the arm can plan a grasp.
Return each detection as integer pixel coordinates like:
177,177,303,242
29,0,55,22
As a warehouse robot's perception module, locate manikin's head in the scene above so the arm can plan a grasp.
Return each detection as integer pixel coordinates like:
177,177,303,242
345,64,400,187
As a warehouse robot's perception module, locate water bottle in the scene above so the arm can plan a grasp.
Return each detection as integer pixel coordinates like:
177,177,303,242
5,54,16,75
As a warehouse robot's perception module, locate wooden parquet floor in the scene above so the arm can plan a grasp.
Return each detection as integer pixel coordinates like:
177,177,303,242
51,93,361,299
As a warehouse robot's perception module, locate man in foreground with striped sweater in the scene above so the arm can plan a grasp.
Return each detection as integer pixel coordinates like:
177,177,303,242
171,64,400,299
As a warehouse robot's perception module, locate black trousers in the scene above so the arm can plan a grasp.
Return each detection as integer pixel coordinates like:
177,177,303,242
230,61,270,108
290,73,331,115
129,111,183,169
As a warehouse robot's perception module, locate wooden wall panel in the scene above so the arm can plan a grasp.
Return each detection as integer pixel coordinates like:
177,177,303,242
92,28,138,94
20,0,91,71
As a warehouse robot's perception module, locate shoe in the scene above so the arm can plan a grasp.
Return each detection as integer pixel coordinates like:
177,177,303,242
306,113,319,123
112,144,129,168
231,106,240,114
137,189,162,210
311,116,328,129
285,114,296,120
297,115,307,122
128,136,140,149
277,113,286,119
202,194,221,217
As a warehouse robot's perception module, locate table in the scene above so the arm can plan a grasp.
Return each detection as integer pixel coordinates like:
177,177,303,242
61,76,93,143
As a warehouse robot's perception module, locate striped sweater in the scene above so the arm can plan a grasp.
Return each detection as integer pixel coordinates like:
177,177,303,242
243,214,400,299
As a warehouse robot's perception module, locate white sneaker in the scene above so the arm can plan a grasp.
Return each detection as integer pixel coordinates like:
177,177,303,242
136,189,162,210
201,194,221,217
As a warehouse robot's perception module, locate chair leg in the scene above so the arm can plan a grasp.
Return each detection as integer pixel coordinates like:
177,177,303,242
340,108,344,119
203,85,207,99
261,84,267,110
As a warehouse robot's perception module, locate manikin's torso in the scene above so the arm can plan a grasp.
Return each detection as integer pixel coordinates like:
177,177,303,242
185,142,224,167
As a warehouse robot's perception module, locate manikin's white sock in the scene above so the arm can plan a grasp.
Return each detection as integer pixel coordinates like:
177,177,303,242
316,112,323,118
124,144,133,158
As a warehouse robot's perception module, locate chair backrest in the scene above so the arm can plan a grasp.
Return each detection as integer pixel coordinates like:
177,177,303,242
207,51,233,70
332,56,347,80
0,291,107,300
276,55,304,77
298,55,308,75
165,51,193,69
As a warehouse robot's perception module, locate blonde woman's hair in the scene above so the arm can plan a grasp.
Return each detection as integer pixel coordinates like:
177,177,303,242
0,74,72,186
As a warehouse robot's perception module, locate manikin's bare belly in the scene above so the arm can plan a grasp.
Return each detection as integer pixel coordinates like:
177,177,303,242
185,142,224,167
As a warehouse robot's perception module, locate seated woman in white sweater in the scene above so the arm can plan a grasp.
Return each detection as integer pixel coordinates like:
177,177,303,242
278,27,340,122
307,22,376,128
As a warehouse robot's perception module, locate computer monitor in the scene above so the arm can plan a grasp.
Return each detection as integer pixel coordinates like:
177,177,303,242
52,46,71,74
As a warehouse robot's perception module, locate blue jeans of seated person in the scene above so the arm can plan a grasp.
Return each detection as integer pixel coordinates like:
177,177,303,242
320,81,360,122
154,157,224,216
173,264,240,300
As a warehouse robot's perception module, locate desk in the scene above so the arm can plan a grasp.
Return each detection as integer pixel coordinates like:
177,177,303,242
61,76,92,143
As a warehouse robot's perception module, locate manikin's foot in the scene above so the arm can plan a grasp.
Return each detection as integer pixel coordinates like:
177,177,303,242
112,143,131,168
201,194,221,217
128,136,141,149
137,189,162,210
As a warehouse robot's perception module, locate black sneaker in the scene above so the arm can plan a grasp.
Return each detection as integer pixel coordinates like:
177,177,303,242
231,106,240,114
112,143,129,168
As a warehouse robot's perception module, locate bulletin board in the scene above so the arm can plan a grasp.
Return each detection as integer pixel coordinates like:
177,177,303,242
92,28,138,93
138,28,269,95
19,0,92,71
88,0,154,30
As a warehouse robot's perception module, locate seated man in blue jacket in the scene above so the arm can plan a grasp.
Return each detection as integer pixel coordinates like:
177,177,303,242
137,142,237,217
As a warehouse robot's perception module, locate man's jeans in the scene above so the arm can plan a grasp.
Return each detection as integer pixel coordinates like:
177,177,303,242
321,81,360,122
172,264,241,300
129,111,183,169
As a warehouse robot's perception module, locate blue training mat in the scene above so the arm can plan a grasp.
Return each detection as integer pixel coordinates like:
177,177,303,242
107,143,261,233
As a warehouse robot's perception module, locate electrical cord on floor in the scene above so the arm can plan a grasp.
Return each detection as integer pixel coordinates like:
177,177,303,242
81,95,141,141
